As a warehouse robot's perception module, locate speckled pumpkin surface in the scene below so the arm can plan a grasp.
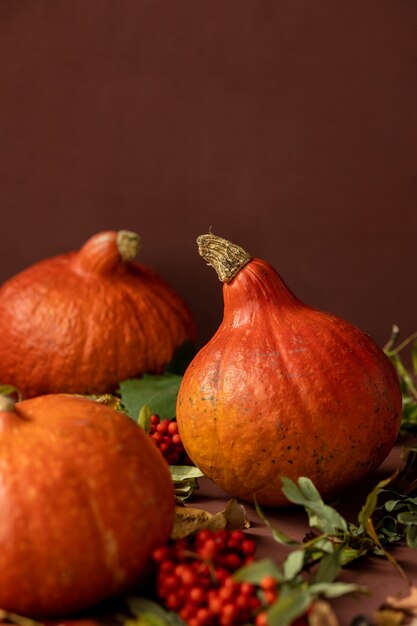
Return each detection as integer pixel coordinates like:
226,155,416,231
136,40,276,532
0,230,195,398
0,394,175,617
176,235,402,507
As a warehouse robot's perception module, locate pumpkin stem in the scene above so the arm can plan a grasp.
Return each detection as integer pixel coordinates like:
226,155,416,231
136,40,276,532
116,230,141,261
74,230,141,275
197,233,251,283
0,396,16,413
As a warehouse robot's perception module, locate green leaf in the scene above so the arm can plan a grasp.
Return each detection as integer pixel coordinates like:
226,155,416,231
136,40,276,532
406,524,417,548
358,474,396,529
397,511,417,526
173,482,199,502
313,547,343,584
340,545,372,565
126,598,186,626
298,477,323,503
281,477,347,534
283,550,305,581
119,373,182,420
266,586,312,626
169,466,204,481
309,581,368,598
137,405,152,432
384,499,402,512
170,465,204,503
233,558,283,584
411,339,417,377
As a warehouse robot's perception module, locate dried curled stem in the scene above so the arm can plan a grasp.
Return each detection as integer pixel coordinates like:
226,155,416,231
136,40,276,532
197,233,251,283
117,230,141,262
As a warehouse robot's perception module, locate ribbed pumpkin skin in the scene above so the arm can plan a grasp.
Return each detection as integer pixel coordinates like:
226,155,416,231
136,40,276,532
0,231,195,398
0,394,174,617
176,258,402,506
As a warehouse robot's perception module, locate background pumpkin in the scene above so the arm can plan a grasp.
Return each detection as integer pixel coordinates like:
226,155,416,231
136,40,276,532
176,234,402,506
0,393,174,617
0,230,196,398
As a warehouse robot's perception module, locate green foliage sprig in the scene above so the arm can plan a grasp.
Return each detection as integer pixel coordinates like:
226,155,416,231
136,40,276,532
384,324,417,433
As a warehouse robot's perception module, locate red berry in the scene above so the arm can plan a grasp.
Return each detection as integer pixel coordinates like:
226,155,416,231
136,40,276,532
189,586,206,605
255,612,268,626
240,581,255,595
158,559,175,574
195,607,213,626
208,594,223,614
180,605,196,621
218,584,235,602
165,592,182,611
241,539,256,556
168,421,179,434
259,575,278,591
161,574,178,591
220,603,238,626
263,590,278,605
196,529,213,544
152,546,170,563
214,567,229,585
223,552,242,570
198,537,218,560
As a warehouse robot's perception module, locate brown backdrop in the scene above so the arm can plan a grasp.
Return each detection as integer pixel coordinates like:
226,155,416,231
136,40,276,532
1,1,416,348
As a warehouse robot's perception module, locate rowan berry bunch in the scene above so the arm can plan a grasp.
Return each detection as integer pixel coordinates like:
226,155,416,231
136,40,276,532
151,528,287,626
149,414,186,464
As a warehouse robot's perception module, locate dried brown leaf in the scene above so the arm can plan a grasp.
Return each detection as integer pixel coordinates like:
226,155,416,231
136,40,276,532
308,600,340,626
171,499,250,539
171,506,213,539
374,609,406,625
386,586,417,614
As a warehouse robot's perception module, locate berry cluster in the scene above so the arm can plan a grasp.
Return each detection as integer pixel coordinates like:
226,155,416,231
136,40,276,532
152,529,285,626
149,414,186,464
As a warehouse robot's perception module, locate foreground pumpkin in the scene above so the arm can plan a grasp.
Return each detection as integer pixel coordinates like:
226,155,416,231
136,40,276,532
0,230,195,398
0,393,174,617
176,234,402,506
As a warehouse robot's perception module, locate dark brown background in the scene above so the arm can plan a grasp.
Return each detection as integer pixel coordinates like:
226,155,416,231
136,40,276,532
1,1,416,348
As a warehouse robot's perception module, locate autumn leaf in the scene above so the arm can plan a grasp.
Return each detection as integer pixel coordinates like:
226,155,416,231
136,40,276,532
386,585,417,614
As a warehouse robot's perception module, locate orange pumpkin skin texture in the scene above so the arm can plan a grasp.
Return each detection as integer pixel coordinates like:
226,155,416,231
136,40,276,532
176,234,402,507
0,393,175,617
0,230,195,398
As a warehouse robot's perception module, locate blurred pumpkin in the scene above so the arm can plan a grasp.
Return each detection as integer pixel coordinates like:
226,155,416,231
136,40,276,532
176,233,402,506
0,393,174,617
0,230,195,397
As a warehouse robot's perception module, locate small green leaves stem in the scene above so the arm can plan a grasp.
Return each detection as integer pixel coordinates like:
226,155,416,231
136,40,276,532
384,325,417,430
240,467,417,626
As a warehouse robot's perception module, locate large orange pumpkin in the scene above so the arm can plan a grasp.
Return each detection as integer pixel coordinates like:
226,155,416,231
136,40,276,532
176,234,402,506
0,230,195,398
0,393,174,617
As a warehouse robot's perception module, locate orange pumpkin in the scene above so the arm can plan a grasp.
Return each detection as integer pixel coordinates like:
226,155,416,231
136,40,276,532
0,393,174,617
0,230,195,398
176,234,402,506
